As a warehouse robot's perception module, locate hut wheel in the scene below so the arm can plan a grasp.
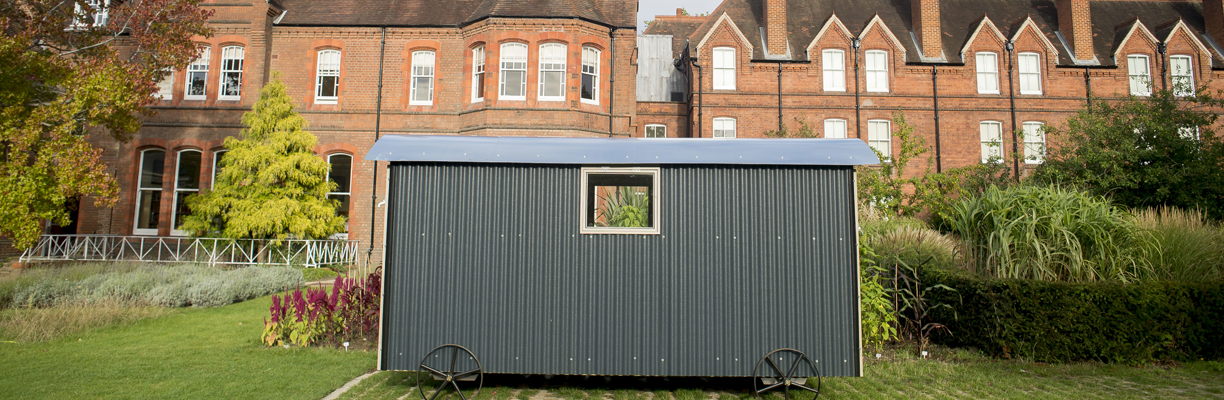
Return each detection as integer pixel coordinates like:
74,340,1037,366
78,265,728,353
752,348,821,399
416,344,484,400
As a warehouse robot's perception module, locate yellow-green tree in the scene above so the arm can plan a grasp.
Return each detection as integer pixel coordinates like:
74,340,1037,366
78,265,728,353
180,73,345,240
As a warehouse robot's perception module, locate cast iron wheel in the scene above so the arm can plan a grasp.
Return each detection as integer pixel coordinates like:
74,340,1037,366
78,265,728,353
416,344,483,400
752,348,821,399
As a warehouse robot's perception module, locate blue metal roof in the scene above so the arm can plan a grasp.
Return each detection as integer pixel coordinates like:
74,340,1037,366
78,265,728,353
365,135,881,166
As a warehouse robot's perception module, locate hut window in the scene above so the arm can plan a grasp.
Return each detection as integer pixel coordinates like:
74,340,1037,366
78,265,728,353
580,167,660,235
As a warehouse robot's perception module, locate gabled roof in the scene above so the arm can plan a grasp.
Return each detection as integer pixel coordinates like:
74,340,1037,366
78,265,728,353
274,0,635,28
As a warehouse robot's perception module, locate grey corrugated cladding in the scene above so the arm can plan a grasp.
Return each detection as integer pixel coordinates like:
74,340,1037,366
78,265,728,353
365,135,881,166
378,150,867,377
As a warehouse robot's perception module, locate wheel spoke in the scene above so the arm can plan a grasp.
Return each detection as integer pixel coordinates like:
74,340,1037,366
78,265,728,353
421,365,446,376
453,368,482,379
784,385,790,400
453,381,468,400
766,356,786,379
449,346,460,372
428,382,446,400
785,356,802,379
756,382,784,394
792,383,819,394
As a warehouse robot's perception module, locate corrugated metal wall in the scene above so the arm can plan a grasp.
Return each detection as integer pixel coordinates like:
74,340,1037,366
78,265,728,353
636,35,686,102
381,163,861,378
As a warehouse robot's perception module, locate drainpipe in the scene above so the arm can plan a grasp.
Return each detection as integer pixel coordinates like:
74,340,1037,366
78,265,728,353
608,27,616,137
1085,67,1092,110
932,64,942,173
366,26,386,265
853,38,862,138
1158,43,1168,92
1006,41,1020,180
692,57,703,138
777,62,783,131
684,40,694,138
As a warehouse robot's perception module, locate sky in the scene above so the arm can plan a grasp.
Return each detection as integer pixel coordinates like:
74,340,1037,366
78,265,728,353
637,0,719,31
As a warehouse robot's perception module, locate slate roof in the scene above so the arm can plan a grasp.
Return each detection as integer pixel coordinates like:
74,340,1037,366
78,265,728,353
274,0,635,28
643,15,708,59
683,0,1221,67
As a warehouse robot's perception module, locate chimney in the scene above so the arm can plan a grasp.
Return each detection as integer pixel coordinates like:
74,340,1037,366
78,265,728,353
1206,0,1224,48
677,8,684,16
1057,0,1094,61
911,0,942,59
766,0,788,56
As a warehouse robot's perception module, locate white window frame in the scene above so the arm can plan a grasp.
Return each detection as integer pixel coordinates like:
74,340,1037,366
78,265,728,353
410,50,436,106
499,43,528,100
472,46,486,102
211,150,228,189
980,121,1004,163
327,153,352,239
713,117,736,138
579,167,661,235
537,43,567,101
976,52,999,94
184,46,210,101
133,149,165,236
822,49,846,92
712,47,736,90
1018,52,1042,95
217,46,244,101
824,119,847,138
865,50,889,92
868,120,891,160
1022,122,1045,164
1170,55,1194,97
581,46,601,104
155,69,174,101
170,150,202,236
644,124,666,138
72,0,109,28
1128,54,1152,96
315,49,341,104
1179,126,1200,141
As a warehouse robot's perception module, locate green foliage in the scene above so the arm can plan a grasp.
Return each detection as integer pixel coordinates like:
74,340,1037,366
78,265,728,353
949,185,1153,283
926,266,1224,363
0,0,211,248
300,266,339,282
596,186,650,228
1031,88,1224,220
5,263,301,309
860,222,958,352
762,118,818,138
1133,207,1224,282
858,242,898,352
863,225,962,271
180,73,346,240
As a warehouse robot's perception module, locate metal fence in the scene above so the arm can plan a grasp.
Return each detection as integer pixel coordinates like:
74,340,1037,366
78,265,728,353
19,235,360,268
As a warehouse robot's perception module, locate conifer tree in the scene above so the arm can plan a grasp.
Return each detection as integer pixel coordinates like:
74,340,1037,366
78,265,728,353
180,73,345,240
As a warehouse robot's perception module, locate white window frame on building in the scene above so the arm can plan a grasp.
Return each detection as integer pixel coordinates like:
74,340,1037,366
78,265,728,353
315,49,341,104
171,150,202,236
1022,121,1045,164
217,46,244,101
712,117,736,138
645,124,666,138
581,46,600,104
822,49,846,92
1128,54,1152,96
976,52,999,94
155,69,174,101
824,119,847,138
1017,52,1042,95
538,43,567,101
1179,126,1201,140
980,121,1004,163
211,150,228,189
410,50,436,106
712,47,736,90
499,43,528,100
72,0,109,28
1170,55,1194,97
472,46,486,102
865,50,889,92
133,149,165,236
184,46,210,101
867,119,891,160
327,153,353,239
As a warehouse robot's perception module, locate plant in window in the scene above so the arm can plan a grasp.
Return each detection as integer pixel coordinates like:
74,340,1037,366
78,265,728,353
180,73,346,240
0,0,211,248
596,187,650,228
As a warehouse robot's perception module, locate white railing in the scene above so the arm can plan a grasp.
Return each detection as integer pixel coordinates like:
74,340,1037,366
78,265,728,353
19,235,361,268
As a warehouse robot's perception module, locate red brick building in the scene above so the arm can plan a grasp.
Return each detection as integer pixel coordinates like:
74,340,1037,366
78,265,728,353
49,0,1224,265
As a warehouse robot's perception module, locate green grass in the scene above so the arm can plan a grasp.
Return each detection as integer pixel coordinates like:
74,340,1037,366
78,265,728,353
0,294,375,399
335,347,1224,400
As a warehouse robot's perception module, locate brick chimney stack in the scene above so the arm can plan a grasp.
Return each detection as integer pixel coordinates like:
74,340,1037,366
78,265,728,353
911,0,942,58
766,0,788,55
1057,0,1094,61
1205,0,1224,48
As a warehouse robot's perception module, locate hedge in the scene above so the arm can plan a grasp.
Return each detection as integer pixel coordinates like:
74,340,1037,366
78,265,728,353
924,267,1224,364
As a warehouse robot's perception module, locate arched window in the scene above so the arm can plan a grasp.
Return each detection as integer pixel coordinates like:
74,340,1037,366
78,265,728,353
581,46,600,103
316,50,341,103
499,43,528,100
218,46,244,100
134,149,166,235
712,47,735,90
328,154,352,238
865,50,888,92
211,150,228,189
410,50,436,105
538,43,566,101
184,46,210,101
472,45,486,102
171,150,202,235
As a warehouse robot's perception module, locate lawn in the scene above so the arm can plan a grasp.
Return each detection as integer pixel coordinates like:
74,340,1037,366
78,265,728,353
0,294,376,400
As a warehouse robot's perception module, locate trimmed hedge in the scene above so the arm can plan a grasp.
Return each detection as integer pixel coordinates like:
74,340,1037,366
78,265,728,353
925,267,1224,363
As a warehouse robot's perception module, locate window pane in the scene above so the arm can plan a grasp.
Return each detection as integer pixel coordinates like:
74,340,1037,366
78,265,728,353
328,194,350,219
542,71,563,97
140,150,165,189
328,154,352,193
587,174,653,228
136,190,161,230
581,74,595,100
176,151,201,190
503,71,524,97
319,76,338,98
173,191,192,229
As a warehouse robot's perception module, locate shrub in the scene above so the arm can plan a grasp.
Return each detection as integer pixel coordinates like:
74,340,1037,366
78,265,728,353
859,242,897,352
860,225,958,351
263,268,382,347
7,263,302,309
863,225,961,271
949,185,1152,283
1133,207,1224,282
926,266,1224,363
